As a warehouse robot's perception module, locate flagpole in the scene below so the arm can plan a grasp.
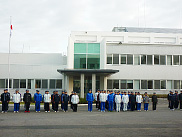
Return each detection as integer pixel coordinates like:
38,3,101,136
8,16,12,91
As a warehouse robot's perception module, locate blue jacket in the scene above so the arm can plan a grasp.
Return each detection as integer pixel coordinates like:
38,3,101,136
86,93,94,102
34,93,42,102
107,94,114,102
170,94,175,102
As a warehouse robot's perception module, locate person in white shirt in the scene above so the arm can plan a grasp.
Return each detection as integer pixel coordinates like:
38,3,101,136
71,92,79,112
44,91,51,112
13,90,21,113
99,90,107,112
115,91,122,112
122,91,129,112
136,92,143,111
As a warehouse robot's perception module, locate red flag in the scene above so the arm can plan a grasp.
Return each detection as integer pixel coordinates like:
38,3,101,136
10,25,13,30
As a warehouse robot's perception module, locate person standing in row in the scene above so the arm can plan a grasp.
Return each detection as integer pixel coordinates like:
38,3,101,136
63,91,69,112
61,91,65,111
115,91,122,112
53,91,60,112
51,91,55,111
120,91,124,111
105,90,109,111
70,91,74,110
127,91,131,110
1,89,10,113
179,91,182,110
169,91,175,111
86,89,94,112
129,92,136,111
152,92,158,111
97,90,101,111
107,91,114,112
114,91,117,111
122,91,129,112
13,90,21,113
23,89,32,113
95,90,99,109
34,90,42,112
100,90,107,112
71,92,79,112
44,91,51,112
143,92,149,111
174,91,179,109
135,92,138,110
136,92,142,112
167,91,172,109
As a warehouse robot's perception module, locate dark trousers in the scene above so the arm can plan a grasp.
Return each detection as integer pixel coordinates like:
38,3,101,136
61,103,64,110
52,102,55,110
106,101,108,110
25,102,30,111
135,102,137,110
96,101,99,108
114,102,116,111
73,104,77,112
64,102,68,111
2,102,8,112
180,101,182,109
44,103,50,111
131,102,135,111
70,102,73,109
174,101,179,109
98,101,101,110
153,102,157,110
168,101,171,108
170,101,174,109
54,102,59,111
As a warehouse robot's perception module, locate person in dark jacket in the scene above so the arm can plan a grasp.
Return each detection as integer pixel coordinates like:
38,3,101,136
51,91,55,111
1,89,10,113
152,92,158,111
53,91,60,112
167,91,172,109
129,92,136,111
179,91,182,110
63,91,69,112
174,91,179,109
170,91,175,111
61,91,65,111
23,89,32,112
70,91,74,110
97,90,101,111
135,92,137,110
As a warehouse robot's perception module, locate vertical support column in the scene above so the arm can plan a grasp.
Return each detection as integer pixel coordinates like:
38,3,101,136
65,75,69,92
92,74,96,95
103,76,107,90
80,74,84,98
68,76,73,95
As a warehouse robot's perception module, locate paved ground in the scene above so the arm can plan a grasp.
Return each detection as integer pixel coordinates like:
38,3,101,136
0,99,181,137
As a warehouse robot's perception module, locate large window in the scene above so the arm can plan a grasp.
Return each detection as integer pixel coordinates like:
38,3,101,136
35,79,41,88
180,55,182,65
154,80,160,89
113,80,119,89
127,80,133,89
134,80,140,90
20,79,26,88
148,80,153,89
161,80,166,89
120,80,127,89
174,80,180,89
127,55,133,65
107,80,112,89
6,79,12,88
50,79,62,89
167,80,172,89
134,55,140,65
141,55,146,64
107,54,112,64
56,80,62,89
141,80,147,89
147,55,152,65
42,80,48,89
0,79,5,88
173,55,179,65
121,55,126,64
160,55,166,65
113,54,119,64
74,43,100,69
167,55,172,65
13,79,19,89
154,55,159,65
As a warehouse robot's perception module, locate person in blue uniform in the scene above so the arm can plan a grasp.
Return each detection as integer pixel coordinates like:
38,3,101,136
61,91,65,111
34,90,42,112
107,91,114,112
53,91,60,112
170,91,175,111
167,91,172,109
1,89,10,113
174,91,179,109
63,91,69,112
86,89,94,112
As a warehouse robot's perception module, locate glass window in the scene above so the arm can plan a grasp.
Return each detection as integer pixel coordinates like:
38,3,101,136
141,55,146,64
127,55,133,65
141,80,147,89
160,55,166,65
127,80,133,89
20,79,26,88
56,80,62,89
87,54,100,69
167,80,172,89
180,55,182,65
113,80,119,89
13,79,19,89
134,55,140,65
167,55,172,65
134,80,140,90
42,80,48,89
154,80,160,89
121,80,127,89
113,54,119,64
0,79,5,88
173,55,179,65
107,80,112,89
6,79,12,88
27,79,31,89
161,80,166,89
74,43,87,53
174,80,180,89
74,54,86,69
154,55,159,65
107,54,112,64
148,80,153,89
147,55,152,65
181,80,182,89
50,79,56,89
120,55,126,64
88,43,100,53
35,79,41,88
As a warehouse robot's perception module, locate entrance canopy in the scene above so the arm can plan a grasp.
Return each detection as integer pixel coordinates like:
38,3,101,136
57,69,119,76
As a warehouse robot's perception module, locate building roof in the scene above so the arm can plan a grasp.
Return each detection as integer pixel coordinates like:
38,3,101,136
112,27,182,34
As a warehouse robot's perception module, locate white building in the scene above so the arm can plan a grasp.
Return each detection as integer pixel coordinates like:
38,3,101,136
1,27,182,97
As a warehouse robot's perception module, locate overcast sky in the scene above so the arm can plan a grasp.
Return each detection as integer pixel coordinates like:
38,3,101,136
0,0,182,54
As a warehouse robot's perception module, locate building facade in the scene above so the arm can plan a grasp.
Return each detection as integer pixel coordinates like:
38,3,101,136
1,27,182,97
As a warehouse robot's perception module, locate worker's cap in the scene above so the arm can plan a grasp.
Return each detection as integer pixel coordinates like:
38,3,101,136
128,91,130,93
45,91,49,93
62,91,65,93
65,91,67,93
26,89,29,91
138,92,140,94
153,92,156,94
175,91,178,93
15,89,19,92
36,90,40,92
4,89,8,91
131,91,134,93
170,91,172,92
124,91,126,93
135,92,137,93
53,91,55,93
145,92,147,94
121,91,124,93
